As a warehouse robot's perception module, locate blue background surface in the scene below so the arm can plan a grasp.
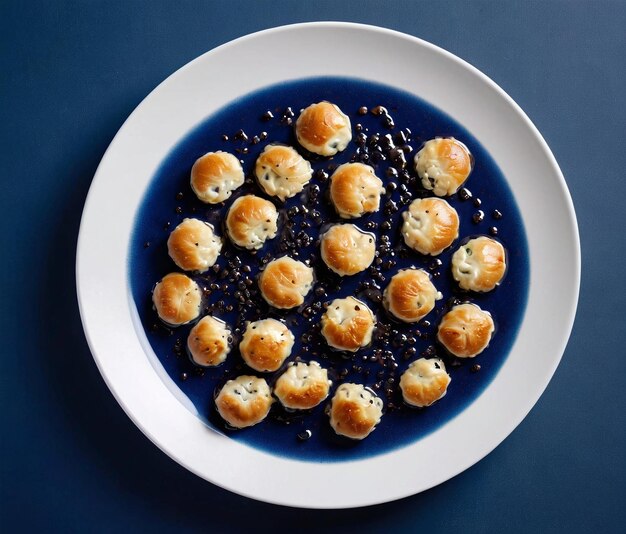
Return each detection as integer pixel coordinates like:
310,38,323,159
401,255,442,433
1,1,624,532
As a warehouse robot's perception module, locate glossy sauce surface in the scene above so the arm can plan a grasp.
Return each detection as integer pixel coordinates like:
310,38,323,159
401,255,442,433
129,77,529,461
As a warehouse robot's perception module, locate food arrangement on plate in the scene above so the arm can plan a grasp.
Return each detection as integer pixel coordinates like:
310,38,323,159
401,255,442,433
130,77,528,459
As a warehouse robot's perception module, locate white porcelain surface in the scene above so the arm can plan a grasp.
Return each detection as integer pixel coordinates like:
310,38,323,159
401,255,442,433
76,22,580,508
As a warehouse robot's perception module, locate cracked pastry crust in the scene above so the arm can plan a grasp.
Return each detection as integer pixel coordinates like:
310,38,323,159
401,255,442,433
401,197,459,255
329,163,384,218
414,138,472,196
254,144,312,201
321,297,376,352
451,236,506,292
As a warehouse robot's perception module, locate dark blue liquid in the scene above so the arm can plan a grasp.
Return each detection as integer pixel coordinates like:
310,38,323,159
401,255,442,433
129,77,529,462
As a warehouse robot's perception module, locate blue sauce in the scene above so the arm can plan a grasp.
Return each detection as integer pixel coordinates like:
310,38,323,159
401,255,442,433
129,77,529,462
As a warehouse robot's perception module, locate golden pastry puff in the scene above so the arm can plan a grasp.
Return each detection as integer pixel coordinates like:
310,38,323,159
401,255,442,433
273,361,331,410
329,163,384,218
321,297,376,352
214,375,273,429
254,144,312,201
383,268,442,323
167,218,222,272
329,383,383,440
152,272,201,327
258,256,314,309
437,303,495,358
295,101,352,156
239,318,295,372
451,236,507,292
187,316,231,367
226,195,278,250
401,197,459,255
190,151,244,204
320,224,376,276
400,358,451,407
414,138,472,196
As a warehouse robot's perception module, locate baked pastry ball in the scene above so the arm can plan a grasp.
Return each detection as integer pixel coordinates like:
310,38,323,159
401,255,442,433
329,383,383,440
414,138,472,196
254,144,313,201
329,163,384,218
187,316,231,367
167,218,222,272
437,303,495,358
401,197,459,255
274,361,331,410
190,151,244,204
451,236,507,292
400,358,451,407
214,375,273,429
321,297,375,352
226,195,278,250
320,224,376,276
295,101,352,156
239,319,295,372
152,272,201,326
383,268,442,323
258,256,314,309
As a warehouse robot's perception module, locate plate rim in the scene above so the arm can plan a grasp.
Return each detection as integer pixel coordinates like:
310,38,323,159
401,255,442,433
76,21,580,508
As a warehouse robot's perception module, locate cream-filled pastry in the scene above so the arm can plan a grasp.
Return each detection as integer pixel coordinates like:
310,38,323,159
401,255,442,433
329,163,384,218
239,318,294,372
329,383,383,440
167,218,222,272
295,101,352,156
254,144,312,201
226,195,278,250
258,256,314,309
320,224,376,276
187,316,231,367
190,151,244,204
414,138,472,196
451,236,507,292
274,361,331,410
214,375,273,428
400,358,451,407
321,297,375,352
152,272,201,326
383,268,442,323
437,303,495,358
401,197,459,255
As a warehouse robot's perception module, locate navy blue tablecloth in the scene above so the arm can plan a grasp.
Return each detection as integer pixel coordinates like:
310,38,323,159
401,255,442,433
2,1,624,532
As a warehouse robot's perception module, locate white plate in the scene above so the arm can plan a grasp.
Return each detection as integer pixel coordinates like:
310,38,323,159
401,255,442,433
76,22,580,508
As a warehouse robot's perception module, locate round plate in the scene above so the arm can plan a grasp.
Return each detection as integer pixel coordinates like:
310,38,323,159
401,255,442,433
76,22,580,508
